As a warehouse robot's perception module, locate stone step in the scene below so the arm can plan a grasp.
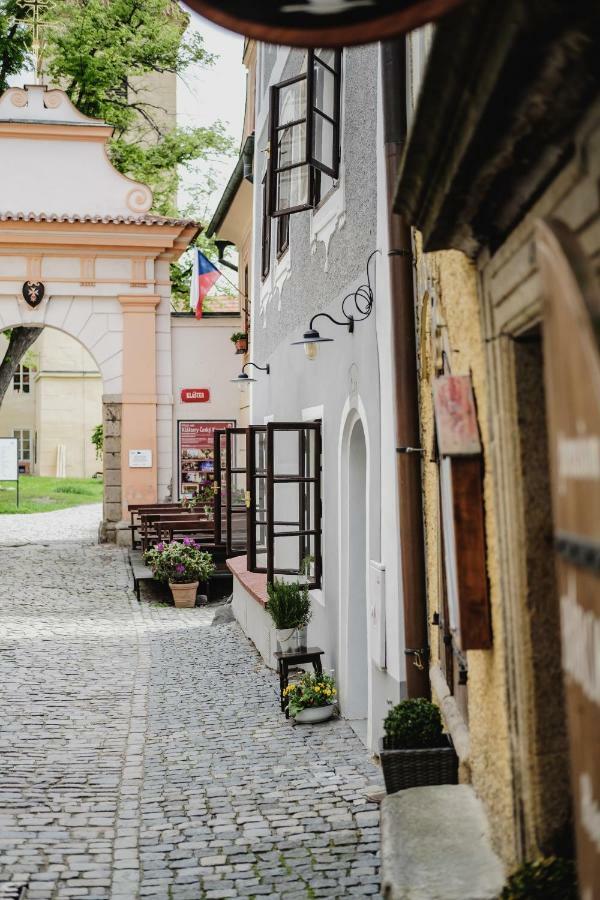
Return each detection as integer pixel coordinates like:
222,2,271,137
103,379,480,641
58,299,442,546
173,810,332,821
381,784,505,900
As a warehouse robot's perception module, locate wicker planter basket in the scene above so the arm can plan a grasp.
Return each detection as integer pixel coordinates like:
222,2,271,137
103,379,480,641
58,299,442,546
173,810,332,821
379,734,458,794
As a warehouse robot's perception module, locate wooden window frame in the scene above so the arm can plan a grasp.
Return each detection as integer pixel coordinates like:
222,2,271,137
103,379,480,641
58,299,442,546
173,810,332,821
14,428,32,461
246,423,323,587
13,364,30,394
268,50,342,219
276,213,290,258
261,174,271,280
246,425,268,573
267,422,322,588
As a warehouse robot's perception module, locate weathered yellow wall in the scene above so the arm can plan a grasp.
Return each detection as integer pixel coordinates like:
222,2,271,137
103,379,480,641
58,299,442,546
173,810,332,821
414,237,518,866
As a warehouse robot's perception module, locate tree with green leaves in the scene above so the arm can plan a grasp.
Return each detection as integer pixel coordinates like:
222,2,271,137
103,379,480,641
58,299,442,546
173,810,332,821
0,0,234,404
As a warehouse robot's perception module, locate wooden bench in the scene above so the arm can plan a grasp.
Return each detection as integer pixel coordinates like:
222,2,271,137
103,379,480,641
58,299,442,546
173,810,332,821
141,515,214,551
128,503,183,548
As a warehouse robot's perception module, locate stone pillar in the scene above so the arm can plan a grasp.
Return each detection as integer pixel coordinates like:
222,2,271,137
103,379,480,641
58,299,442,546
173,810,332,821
117,294,160,545
99,398,122,543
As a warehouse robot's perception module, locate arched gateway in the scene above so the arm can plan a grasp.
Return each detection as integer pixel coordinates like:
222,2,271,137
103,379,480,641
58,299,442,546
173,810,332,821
0,84,199,541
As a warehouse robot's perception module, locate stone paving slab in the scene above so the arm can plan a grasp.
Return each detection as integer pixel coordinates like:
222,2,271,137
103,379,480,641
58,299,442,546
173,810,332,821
0,504,102,546
0,544,382,899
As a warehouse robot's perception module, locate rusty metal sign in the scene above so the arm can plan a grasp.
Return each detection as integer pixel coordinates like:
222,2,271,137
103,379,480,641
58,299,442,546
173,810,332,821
536,218,600,897
183,0,465,47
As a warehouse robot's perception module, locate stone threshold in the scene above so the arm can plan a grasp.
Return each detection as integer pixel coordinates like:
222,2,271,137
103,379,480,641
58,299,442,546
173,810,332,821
381,784,505,900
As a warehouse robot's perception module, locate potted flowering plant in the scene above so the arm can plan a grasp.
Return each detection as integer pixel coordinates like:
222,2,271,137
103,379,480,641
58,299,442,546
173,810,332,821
283,672,337,723
143,538,215,608
379,698,458,794
230,331,248,354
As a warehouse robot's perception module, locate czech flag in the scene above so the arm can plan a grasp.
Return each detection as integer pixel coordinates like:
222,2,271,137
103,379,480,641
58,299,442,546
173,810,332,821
190,249,221,319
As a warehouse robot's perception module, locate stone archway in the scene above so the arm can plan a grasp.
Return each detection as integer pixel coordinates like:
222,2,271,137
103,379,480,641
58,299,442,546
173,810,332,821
0,84,199,541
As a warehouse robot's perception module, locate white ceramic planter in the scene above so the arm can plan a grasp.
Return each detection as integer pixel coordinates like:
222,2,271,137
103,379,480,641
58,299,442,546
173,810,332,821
169,581,199,608
294,705,335,724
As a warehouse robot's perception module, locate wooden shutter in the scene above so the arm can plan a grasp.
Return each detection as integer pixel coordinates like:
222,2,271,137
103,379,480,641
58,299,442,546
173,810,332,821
434,375,492,651
266,421,322,587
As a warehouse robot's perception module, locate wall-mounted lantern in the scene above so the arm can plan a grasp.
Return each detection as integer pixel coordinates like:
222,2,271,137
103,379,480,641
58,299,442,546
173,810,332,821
230,361,270,389
291,250,377,360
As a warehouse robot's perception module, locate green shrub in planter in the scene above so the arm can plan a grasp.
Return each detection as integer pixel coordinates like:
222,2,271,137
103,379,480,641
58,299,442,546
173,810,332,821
266,578,312,630
379,698,457,794
498,857,577,900
383,697,445,749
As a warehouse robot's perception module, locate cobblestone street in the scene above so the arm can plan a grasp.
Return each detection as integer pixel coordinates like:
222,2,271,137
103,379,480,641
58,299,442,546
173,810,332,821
0,541,381,900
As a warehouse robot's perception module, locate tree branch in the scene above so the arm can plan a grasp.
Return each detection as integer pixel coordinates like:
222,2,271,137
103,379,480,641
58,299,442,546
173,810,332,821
0,326,40,406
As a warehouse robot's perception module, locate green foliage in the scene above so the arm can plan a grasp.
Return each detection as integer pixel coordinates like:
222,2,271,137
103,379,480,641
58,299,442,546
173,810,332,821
181,484,214,510
498,857,577,900
0,1,32,94
0,476,102,514
144,539,215,584
91,424,103,460
383,698,445,749
284,672,337,718
266,578,312,630
41,0,235,215
230,332,247,343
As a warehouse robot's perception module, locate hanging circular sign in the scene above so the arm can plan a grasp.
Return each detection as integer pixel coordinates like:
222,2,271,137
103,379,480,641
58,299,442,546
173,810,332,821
22,281,45,308
183,0,465,47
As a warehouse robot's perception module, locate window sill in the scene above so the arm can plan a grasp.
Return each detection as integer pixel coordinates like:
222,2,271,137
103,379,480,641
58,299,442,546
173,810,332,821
227,554,268,607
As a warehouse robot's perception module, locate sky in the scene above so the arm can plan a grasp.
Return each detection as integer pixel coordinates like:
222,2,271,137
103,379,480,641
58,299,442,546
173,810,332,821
177,6,247,219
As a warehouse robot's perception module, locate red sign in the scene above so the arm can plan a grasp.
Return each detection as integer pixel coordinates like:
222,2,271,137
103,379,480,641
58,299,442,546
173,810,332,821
181,388,210,403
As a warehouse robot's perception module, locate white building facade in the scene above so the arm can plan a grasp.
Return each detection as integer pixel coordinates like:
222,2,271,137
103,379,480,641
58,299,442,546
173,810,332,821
227,43,408,750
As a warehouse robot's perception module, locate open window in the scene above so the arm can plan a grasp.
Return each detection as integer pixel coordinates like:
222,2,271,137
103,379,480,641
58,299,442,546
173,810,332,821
247,422,322,587
247,425,268,572
214,428,247,557
268,50,341,218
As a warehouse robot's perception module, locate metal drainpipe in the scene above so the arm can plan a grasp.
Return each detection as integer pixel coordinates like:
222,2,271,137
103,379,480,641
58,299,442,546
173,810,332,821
381,38,430,698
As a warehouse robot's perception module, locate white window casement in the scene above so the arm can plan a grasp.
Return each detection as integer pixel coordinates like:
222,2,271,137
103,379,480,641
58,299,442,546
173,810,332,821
13,428,32,461
13,364,31,393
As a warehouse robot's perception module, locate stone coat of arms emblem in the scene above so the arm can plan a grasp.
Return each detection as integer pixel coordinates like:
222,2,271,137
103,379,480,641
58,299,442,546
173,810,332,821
22,281,45,308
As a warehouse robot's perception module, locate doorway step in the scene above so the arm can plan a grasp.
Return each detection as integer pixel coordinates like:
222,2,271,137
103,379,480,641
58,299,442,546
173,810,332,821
380,784,504,899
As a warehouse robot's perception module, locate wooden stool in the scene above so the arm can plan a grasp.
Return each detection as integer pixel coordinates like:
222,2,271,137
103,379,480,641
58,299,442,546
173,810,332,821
274,647,325,718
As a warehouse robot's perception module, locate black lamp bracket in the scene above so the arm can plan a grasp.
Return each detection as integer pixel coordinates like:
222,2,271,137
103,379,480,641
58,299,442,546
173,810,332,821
308,249,378,335
243,362,270,375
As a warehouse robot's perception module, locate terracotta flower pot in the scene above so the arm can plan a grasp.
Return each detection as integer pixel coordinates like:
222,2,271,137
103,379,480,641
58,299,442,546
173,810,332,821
169,581,199,608
235,338,248,354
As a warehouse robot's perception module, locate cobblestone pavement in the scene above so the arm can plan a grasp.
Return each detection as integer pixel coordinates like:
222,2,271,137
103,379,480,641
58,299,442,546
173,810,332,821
0,543,382,899
0,504,102,546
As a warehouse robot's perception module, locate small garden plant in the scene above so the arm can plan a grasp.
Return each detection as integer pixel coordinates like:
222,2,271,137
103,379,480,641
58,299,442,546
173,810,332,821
498,856,577,899
266,577,312,630
144,539,215,584
182,484,214,510
230,331,247,344
283,672,337,718
383,697,445,749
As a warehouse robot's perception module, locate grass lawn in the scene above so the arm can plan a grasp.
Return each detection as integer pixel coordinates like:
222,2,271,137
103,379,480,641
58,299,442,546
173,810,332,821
0,476,103,514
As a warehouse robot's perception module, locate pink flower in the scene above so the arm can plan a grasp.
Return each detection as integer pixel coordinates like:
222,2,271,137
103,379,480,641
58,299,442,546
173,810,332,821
176,563,185,574
156,543,165,552
183,536,192,546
